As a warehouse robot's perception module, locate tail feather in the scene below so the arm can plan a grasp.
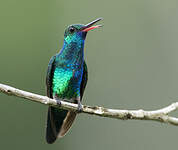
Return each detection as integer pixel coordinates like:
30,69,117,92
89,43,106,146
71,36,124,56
46,106,76,144
58,111,77,137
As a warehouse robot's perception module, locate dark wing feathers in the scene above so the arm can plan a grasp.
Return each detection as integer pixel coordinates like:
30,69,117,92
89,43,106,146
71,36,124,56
46,55,56,98
46,55,60,144
80,61,88,100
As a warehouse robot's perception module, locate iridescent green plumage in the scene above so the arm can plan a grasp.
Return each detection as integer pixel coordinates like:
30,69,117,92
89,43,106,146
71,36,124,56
45,18,102,144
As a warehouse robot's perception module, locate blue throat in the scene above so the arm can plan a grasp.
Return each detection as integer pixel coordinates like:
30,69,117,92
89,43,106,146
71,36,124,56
58,32,85,67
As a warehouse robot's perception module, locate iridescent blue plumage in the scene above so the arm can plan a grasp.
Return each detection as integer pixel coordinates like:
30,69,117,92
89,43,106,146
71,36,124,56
52,30,85,99
45,18,102,144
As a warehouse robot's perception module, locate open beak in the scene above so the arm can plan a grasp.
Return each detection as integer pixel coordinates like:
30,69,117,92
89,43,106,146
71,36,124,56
81,18,102,32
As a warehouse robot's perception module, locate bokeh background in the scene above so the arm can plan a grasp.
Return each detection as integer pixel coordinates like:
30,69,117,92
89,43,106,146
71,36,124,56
1,0,178,149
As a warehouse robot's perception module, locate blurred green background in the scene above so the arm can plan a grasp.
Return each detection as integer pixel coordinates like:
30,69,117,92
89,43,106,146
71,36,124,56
1,0,178,149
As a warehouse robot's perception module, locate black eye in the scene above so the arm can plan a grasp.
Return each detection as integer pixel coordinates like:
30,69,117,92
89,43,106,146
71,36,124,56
69,27,75,33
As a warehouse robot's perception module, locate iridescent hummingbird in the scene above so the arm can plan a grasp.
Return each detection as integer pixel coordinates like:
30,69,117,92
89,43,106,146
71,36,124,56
46,18,102,144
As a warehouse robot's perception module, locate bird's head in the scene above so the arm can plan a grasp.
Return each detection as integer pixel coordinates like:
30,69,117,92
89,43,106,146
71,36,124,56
64,18,102,45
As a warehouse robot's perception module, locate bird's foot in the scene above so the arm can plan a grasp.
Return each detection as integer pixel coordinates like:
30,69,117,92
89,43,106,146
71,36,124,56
57,100,61,106
77,101,83,113
54,94,62,106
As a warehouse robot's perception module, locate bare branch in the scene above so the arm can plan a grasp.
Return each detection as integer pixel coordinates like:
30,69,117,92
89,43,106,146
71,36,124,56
0,83,178,126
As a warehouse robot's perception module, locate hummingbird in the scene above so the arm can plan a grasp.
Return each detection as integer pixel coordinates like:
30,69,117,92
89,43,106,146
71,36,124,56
46,18,102,144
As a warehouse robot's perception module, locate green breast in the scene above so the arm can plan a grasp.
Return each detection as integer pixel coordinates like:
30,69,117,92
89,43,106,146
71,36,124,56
52,67,80,99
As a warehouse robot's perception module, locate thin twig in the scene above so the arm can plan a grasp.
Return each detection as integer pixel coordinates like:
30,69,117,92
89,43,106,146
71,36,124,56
0,83,178,126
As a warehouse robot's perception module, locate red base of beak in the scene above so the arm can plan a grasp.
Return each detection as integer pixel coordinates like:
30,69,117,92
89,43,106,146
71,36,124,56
82,25,101,32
